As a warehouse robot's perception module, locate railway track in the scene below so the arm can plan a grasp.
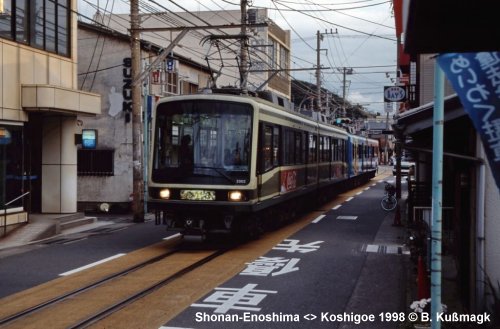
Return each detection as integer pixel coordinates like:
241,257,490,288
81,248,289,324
0,237,230,329
0,175,392,329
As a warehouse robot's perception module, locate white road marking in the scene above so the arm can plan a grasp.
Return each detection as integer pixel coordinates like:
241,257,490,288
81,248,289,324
59,253,126,276
356,191,363,195
337,216,358,221
312,214,326,223
364,187,370,190
346,197,354,202
332,205,342,210
365,244,379,253
163,233,182,241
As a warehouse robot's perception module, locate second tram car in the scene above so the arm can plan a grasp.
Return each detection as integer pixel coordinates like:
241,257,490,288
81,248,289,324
148,92,378,237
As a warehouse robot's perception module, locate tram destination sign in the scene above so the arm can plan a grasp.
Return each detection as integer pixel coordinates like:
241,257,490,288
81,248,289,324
384,86,407,102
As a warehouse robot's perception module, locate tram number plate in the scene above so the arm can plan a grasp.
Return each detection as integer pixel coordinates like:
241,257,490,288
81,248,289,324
180,190,216,201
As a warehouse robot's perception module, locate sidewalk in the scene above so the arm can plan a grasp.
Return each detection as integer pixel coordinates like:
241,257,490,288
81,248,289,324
0,213,108,251
339,176,411,328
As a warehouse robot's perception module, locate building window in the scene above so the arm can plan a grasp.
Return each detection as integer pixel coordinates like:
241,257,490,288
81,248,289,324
0,0,13,40
77,149,114,176
0,0,70,57
164,72,178,95
0,125,24,210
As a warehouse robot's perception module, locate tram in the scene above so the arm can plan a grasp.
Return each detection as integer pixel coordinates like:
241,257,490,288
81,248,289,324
147,90,378,237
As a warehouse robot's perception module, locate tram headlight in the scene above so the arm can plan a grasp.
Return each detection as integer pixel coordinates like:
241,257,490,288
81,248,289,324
159,189,171,199
228,190,243,201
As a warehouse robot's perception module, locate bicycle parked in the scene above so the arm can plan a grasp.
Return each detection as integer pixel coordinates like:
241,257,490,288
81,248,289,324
381,182,397,211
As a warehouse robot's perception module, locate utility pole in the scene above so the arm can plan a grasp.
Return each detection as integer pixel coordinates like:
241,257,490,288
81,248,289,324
240,0,248,94
316,30,322,112
340,67,353,117
130,0,144,222
316,29,337,112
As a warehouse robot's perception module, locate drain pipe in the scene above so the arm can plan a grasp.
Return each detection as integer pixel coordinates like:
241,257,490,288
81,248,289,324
476,147,486,312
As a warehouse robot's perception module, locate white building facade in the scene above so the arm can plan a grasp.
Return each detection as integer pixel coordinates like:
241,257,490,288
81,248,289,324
1,0,100,231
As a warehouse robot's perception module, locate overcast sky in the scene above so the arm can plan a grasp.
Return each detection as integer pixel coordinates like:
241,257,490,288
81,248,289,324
78,0,397,115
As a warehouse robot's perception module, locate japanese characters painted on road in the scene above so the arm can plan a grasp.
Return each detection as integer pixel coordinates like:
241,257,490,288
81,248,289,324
240,257,300,277
272,239,324,253
191,284,277,313
437,52,500,191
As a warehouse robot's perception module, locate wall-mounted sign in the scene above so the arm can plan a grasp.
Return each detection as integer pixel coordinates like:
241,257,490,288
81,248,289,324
122,58,132,123
0,127,12,145
82,129,97,149
167,58,175,72
384,86,407,102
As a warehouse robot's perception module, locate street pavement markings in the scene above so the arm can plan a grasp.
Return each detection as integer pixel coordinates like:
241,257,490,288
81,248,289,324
362,244,406,255
356,191,363,195
345,197,354,202
337,216,358,221
312,214,326,223
332,204,342,210
364,187,370,190
59,253,126,276
163,233,182,241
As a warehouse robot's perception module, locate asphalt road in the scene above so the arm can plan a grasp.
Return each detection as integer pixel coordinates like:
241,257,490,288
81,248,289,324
0,217,172,299
0,167,407,329
164,178,407,329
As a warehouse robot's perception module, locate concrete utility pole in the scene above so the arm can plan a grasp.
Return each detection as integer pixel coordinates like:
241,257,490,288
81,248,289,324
316,30,322,112
130,0,144,222
240,0,249,94
316,30,336,112
340,67,353,117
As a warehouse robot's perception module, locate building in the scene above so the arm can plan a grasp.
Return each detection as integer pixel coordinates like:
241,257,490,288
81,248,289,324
76,21,212,212
393,0,500,317
1,0,100,232
107,8,291,100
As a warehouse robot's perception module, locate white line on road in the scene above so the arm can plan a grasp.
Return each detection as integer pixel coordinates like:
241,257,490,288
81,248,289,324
356,191,363,195
312,214,326,223
332,205,342,210
337,216,358,221
59,253,126,276
346,197,354,202
163,233,182,241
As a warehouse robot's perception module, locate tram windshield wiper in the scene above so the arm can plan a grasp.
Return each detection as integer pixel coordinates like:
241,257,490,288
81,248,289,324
193,166,236,184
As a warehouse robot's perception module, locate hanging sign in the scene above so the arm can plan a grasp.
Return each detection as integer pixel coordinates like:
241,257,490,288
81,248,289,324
437,52,500,191
384,86,407,102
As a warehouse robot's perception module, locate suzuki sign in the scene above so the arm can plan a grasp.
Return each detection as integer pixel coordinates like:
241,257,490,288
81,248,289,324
384,86,407,102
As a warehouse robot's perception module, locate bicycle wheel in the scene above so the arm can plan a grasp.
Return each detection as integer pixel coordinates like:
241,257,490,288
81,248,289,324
381,195,397,211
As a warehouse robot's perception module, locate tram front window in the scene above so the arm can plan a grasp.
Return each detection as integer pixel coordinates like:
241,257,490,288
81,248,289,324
152,100,252,185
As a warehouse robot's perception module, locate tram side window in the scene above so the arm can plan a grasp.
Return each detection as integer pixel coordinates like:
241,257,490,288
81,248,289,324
261,124,280,172
308,134,317,163
283,130,304,165
273,126,280,167
295,132,303,164
319,136,324,162
339,140,347,162
332,139,338,161
283,130,293,165
323,136,331,162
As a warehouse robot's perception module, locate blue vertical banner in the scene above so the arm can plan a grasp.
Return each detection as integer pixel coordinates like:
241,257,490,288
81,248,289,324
437,52,500,191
